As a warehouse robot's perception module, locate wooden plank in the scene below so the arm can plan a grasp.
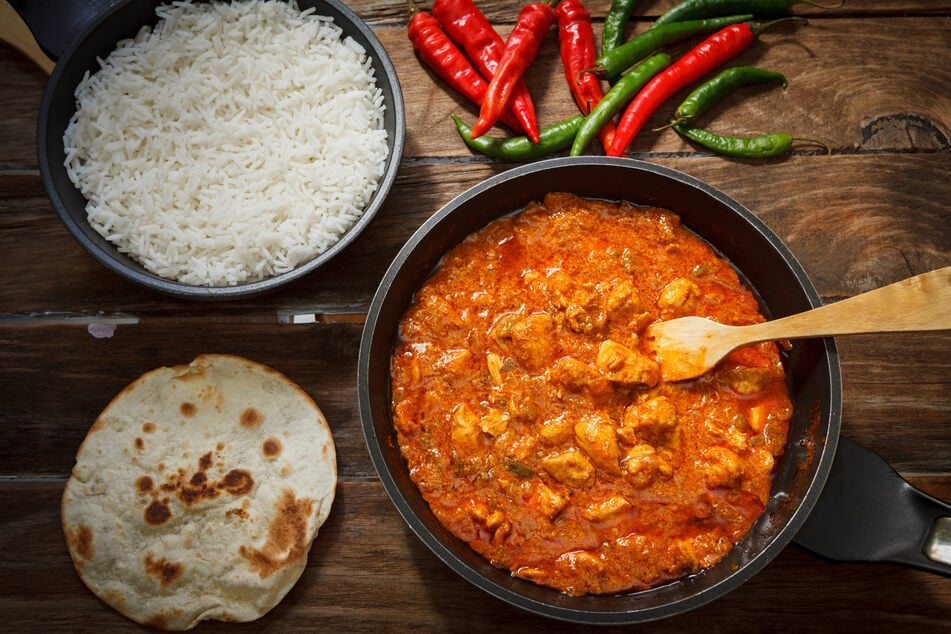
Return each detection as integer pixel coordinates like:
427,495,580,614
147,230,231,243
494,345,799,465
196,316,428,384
1,479,948,632
355,0,951,25
2,153,948,313
3,16,950,168
1,320,947,477
387,17,951,157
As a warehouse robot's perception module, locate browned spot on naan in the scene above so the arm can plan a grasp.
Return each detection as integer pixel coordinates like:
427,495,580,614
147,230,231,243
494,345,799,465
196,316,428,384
239,489,314,579
145,499,172,525
240,407,263,428
144,552,184,587
136,476,154,493
65,524,94,563
142,422,155,433
219,469,254,495
134,437,145,450
146,453,254,508
180,402,197,417
227,507,250,520
179,470,218,506
262,437,282,457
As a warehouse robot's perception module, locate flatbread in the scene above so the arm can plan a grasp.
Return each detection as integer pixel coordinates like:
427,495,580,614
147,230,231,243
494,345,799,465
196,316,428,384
61,354,337,630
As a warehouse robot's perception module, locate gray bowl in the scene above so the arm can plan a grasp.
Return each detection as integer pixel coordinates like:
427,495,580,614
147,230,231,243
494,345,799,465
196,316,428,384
37,0,404,300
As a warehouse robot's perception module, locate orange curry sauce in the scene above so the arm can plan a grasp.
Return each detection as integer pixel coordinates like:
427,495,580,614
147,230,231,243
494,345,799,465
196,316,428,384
390,193,792,595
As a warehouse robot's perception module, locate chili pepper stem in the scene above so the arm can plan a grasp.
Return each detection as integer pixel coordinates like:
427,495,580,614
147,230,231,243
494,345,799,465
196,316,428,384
750,16,809,36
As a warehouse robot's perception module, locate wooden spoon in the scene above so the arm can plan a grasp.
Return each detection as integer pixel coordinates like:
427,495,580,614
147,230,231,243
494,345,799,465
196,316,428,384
0,0,54,74
645,266,951,382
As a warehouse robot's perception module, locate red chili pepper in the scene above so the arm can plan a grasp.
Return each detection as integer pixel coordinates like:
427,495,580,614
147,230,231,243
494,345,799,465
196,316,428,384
407,9,524,132
433,0,541,142
606,19,792,156
470,1,555,141
555,0,615,150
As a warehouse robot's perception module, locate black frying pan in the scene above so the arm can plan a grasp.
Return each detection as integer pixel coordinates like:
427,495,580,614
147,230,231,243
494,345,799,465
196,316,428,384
358,157,950,624
14,0,405,299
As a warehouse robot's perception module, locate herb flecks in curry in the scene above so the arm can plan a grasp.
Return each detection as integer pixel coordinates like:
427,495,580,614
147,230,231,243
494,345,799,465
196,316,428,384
390,193,792,596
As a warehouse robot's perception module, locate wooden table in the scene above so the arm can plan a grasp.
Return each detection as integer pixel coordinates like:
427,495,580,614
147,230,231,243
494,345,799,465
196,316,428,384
1,0,949,630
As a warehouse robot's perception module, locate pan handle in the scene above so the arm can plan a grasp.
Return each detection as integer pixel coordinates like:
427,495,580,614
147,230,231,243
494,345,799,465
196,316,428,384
793,435,951,576
5,0,118,61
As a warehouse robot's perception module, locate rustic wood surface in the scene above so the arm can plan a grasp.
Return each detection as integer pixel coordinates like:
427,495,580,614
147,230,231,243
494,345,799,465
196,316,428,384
1,0,949,631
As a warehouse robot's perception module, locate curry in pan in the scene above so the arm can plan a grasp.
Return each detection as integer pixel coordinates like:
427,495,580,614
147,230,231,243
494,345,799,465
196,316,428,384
390,193,792,595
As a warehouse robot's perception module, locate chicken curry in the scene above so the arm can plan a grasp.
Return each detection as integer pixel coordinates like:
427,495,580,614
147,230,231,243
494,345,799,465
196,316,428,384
390,193,792,595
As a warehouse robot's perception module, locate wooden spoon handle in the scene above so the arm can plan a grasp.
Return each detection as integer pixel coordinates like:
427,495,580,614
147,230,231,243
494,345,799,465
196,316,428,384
747,266,951,342
0,0,54,74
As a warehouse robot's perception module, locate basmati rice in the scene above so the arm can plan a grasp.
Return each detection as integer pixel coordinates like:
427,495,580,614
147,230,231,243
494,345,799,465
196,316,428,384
63,0,389,287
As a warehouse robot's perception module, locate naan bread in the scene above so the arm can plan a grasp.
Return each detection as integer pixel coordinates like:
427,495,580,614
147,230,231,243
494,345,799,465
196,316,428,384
61,354,337,630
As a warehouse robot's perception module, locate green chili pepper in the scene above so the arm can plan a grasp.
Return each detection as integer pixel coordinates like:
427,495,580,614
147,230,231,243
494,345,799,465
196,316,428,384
672,123,829,158
451,114,584,160
589,13,753,79
570,53,671,156
601,0,641,56
671,66,787,126
653,0,842,27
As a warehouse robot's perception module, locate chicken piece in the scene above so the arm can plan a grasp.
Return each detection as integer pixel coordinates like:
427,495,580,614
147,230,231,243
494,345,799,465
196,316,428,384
665,537,705,576
544,269,575,309
479,407,510,436
490,312,520,339
574,415,621,475
619,396,678,445
603,280,644,323
748,445,775,476
434,348,473,380
540,268,606,334
622,443,673,488
508,313,556,371
656,277,700,312
485,510,506,529
702,403,752,452
546,356,596,391
555,549,605,582
565,302,605,334
468,500,491,524
721,425,750,453
541,448,596,487
581,494,632,521
479,509,511,546
486,352,504,385
596,339,660,387
701,446,743,488
746,398,792,434
547,356,614,401
723,365,773,395
532,482,568,519
450,403,482,450
537,416,574,445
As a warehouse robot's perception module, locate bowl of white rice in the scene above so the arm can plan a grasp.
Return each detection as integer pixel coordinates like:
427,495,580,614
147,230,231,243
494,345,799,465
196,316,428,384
38,0,404,299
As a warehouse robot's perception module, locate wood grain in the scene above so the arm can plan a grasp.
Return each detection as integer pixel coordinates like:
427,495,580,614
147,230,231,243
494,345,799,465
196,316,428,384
1,480,949,632
0,1,949,631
